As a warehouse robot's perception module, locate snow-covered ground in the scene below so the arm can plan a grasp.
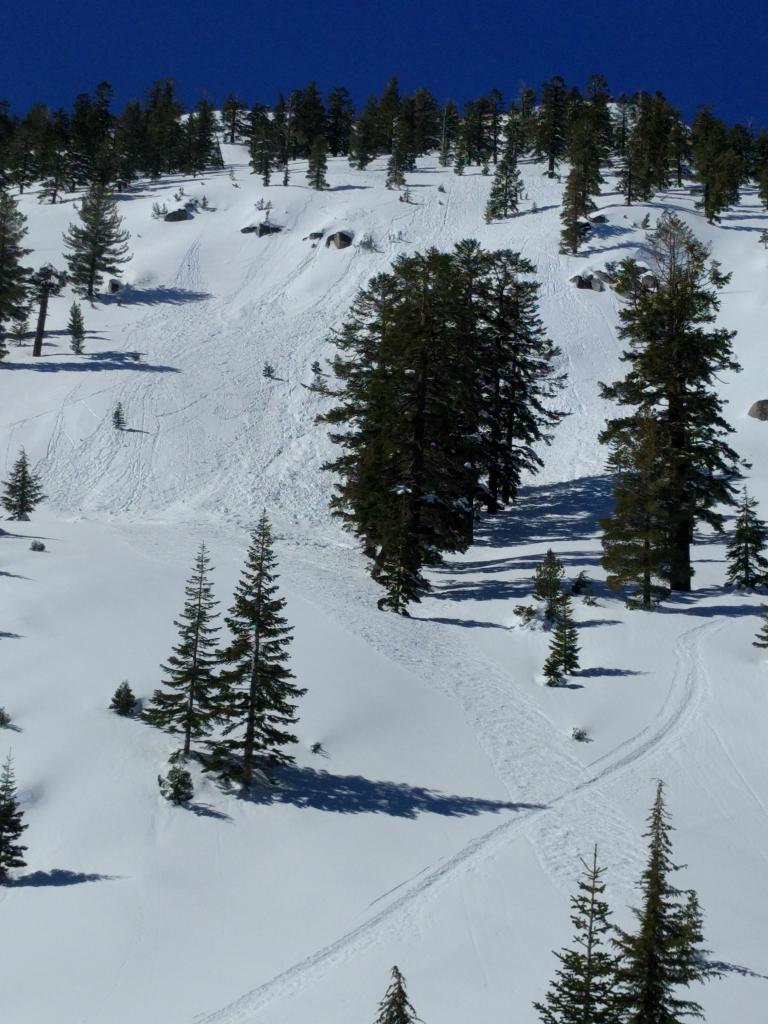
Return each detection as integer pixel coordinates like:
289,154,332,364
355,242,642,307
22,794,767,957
1,147,767,1023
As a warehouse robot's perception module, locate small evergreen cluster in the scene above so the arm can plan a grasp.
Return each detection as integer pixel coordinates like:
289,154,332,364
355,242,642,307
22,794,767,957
143,515,305,784
322,242,565,614
535,783,718,1024
0,754,27,884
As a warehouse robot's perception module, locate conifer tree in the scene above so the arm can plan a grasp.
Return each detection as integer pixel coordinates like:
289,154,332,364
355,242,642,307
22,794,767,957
543,594,580,685
385,119,407,189
601,414,671,608
613,782,717,1022
0,189,31,349
214,513,305,783
221,95,249,144
112,402,125,430
559,166,594,254
536,76,569,176
1,448,45,520
63,183,131,302
374,966,422,1024
349,97,380,170
29,264,67,357
484,126,524,221
600,213,741,593
158,765,194,804
534,846,619,1024
306,134,329,190
326,86,355,156
144,543,221,755
248,105,277,186
726,490,768,588
753,605,768,649
438,100,461,167
533,549,566,621
68,302,85,354
110,680,136,716
691,107,744,224
0,754,27,883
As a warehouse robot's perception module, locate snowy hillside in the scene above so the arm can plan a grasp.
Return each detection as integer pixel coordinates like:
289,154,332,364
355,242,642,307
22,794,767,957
1,146,767,1024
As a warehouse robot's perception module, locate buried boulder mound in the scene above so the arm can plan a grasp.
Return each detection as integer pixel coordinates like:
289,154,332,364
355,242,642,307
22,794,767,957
748,400,768,421
325,230,353,249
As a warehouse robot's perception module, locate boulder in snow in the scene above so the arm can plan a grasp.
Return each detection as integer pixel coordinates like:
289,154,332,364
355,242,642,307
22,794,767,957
748,400,768,421
108,278,121,294
325,231,353,250
164,208,192,222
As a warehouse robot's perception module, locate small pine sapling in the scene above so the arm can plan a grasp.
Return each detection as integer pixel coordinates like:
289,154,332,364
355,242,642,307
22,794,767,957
373,966,422,1024
10,317,28,346
112,403,125,430
543,595,580,685
1,449,46,520
726,490,768,588
158,765,194,804
753,606,768,649
110,680,137,716
760,229,768,250
68,302,85,354
0,707,12,728
0,753,28,883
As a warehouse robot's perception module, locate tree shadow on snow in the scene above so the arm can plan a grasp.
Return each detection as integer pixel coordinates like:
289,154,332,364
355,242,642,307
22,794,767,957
0,631,23,639
10,869,118,887
577,666,646,678
103,286,211,306
1,352,179,374
187,802,233,821
239,765,543,819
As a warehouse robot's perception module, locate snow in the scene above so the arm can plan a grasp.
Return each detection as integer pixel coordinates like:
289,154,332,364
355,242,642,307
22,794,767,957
1,148,767,1023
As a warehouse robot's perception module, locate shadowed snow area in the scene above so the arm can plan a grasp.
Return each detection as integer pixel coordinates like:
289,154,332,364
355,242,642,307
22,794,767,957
1,149,767,1023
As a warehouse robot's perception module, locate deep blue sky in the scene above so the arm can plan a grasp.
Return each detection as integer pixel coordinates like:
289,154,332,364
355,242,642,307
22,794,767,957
4,0,768,127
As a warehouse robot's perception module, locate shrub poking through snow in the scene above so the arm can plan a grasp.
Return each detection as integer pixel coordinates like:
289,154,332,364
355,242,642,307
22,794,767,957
571,726,588,742
110,680,137,716
0,707,11,728
753,606,768,650
29,540,45,552
112,403,125,430
158,765,194,805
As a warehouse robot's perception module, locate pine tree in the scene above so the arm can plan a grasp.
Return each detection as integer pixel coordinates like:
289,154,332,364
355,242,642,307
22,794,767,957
306,134,329,190
349,96,380,170
559,166,593,254
144,543,221,755
613,782,717,1022
533,549,566,621
534,846,619,1024
543,594,580,684
63,183,131,302
29,264,67,358
385,117,407,189
374,966,422,1024
484,124,524,221
0,754,27,883
326,86,355,156
213,513,305,783
601,414,671,608
536,76,569,176
112,403,125,430
725,490,768,588
221,95,249,144
0,189,32,349
248,105,277,186
691,107,744,224
1,449,45,520
68,302,85,354
110,680,136,716
600,213,741,593
753,605,768,649
158,765,194,804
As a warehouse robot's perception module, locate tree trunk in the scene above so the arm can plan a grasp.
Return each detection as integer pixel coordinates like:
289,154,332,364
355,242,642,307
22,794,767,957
32,288,50,357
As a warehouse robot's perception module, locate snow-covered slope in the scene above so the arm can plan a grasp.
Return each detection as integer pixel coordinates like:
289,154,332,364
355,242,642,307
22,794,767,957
1,148,767,1024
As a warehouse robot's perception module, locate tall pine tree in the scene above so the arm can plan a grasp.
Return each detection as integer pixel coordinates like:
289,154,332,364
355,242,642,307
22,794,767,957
0,189,31,351
534,846,619,1024
63,183,131,302
214,514,305,783
144,543,221,756
613,782,717,1023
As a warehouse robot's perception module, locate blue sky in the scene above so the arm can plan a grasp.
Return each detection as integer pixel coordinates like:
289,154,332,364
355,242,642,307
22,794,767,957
4,0,768,126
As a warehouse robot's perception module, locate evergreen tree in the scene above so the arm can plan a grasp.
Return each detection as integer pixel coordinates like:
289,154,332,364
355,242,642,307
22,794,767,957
0,189,31,349
68,301,85,354
613,782,717,1022
601,413,671,609
726,490,768,588
144,543,221,755
1,448,45,520
532,549,566,621
534,846,619,1024
221,95,249,144
438,100,461,167
374,966,422,1024
158,765,194,804
349,96,380,170
110,680,136,716
691,107,744,224
291,82,326,159
213,513,305,783
484,124,524,221
536,76,569,176
559,166,594,254
112,402,125,430
248,105,277,186
184,97,222,174
600,213,741,593
326,86,355,156
0,753,27,883
385,117,408,189
306,134,329,190
543,594,580,685
63,183,131,302
753,605,768,649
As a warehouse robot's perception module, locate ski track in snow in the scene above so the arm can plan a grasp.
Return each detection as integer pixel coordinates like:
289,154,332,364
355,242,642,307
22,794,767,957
196,616,726,1023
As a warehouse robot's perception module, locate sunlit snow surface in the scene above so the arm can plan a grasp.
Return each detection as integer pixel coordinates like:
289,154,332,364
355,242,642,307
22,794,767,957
1,148,767,1023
